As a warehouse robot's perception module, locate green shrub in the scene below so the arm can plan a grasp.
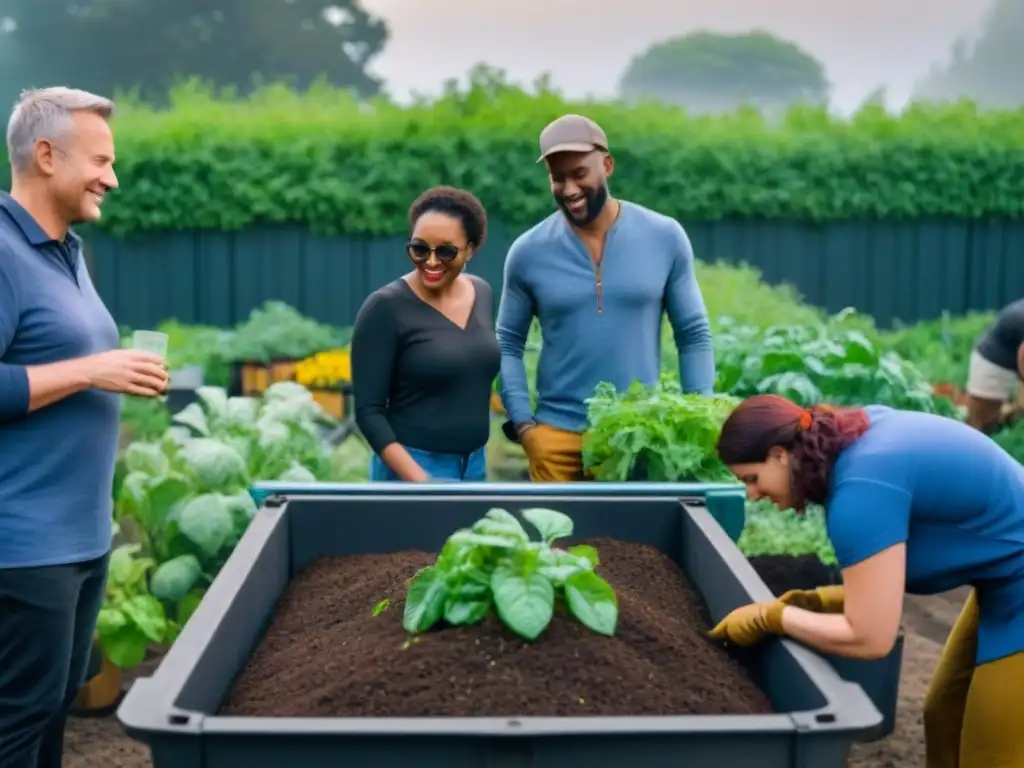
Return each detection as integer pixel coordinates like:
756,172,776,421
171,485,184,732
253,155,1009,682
877,310,995,385
31,79,1024,237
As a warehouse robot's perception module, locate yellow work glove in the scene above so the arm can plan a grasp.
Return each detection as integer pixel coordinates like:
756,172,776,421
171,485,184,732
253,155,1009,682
778,585,845,614
708,600,786,647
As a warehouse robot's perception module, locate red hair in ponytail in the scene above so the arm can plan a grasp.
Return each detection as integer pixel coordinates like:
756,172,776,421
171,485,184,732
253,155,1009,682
716,394,870,506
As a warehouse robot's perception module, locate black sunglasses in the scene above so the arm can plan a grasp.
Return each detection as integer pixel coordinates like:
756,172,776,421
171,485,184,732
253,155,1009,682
406,241,462,263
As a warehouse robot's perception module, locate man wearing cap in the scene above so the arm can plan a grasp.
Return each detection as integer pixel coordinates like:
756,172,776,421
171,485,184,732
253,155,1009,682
496,114,715,482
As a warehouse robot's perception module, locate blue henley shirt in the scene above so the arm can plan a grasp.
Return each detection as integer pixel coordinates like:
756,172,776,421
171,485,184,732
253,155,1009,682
497,201,715,432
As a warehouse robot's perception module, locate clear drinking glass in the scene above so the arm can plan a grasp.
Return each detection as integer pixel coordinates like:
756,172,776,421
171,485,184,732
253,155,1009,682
130,330,169,359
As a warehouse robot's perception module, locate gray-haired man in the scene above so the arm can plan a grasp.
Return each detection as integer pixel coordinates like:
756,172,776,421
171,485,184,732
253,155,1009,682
0,88,168,767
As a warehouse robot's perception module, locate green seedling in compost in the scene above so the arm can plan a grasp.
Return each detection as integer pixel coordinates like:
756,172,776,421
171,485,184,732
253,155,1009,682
403,507,618,641
372,598,390,616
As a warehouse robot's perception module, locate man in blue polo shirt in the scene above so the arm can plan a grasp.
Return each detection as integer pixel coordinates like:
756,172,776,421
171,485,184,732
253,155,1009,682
0,87,169,767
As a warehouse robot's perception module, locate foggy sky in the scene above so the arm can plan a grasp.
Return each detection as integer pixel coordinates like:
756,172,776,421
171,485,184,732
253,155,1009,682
360,0,992,113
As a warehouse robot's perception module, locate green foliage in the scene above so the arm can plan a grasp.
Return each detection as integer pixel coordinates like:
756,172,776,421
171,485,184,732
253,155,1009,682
583,377,739,482
878,310,995,385
714,311,958,416
404,508,617,641
619,30,829,110
737,501,837,564
226,301,350,362
992,419,1024,464
0,1,387,108
109,381,339,665
28,76,1024,238
97,541,171,668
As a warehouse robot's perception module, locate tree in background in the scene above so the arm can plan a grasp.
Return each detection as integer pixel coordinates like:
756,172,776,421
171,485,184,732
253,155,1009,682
0,0,388,105
618,30,830,114
912,0,1023,107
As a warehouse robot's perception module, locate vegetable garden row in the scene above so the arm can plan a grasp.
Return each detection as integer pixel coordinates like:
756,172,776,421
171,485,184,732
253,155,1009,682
100,260,1023,676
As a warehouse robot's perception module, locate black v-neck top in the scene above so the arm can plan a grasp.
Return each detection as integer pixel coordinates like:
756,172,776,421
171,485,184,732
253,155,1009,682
351,274,501,456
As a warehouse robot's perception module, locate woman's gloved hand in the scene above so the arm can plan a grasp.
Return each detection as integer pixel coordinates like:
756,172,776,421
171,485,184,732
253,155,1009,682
708,600,786,647
777,585,845,613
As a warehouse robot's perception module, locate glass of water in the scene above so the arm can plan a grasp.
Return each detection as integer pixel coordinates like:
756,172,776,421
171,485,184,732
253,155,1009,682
130,330,169,359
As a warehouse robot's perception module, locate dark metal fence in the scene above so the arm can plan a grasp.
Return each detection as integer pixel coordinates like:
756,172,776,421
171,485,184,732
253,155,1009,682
84,218,1024,329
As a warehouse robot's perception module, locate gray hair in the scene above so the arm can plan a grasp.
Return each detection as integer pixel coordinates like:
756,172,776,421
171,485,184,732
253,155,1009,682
6,87,115,172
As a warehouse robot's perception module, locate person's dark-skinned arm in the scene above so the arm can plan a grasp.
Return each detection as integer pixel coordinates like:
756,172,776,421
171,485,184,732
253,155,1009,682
0,261,167,424
351,291,429,482
496,239,537,438
664,221,715,394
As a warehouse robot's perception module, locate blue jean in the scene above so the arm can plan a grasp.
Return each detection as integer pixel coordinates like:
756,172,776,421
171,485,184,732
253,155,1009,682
369,445,487,482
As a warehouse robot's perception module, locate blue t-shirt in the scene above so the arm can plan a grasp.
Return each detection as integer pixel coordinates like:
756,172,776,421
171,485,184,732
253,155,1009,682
828,405,1024,664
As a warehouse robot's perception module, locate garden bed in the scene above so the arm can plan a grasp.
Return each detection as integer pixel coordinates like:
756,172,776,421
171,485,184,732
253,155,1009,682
220,538,772,717
118,493,880,767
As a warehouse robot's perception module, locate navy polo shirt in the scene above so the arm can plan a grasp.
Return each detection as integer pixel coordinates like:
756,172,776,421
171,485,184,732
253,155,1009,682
0,192,120,567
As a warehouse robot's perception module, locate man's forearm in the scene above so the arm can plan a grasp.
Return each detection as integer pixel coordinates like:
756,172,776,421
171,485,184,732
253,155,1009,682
25,359,92,413
677,316,716,394
499,356,534,426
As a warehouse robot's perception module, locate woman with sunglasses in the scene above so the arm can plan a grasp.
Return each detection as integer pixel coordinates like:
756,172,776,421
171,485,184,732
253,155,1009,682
709,394,1024,767
351,186,500,482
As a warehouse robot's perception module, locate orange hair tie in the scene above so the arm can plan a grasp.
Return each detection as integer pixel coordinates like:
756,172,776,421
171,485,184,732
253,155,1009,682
798,410,813,430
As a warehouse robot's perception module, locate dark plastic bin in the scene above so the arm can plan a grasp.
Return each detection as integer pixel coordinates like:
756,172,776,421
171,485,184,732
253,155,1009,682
250,482,901,739
118,492,881,767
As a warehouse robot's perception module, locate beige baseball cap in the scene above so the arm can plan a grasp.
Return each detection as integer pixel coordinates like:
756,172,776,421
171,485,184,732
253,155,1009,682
537,114,609,162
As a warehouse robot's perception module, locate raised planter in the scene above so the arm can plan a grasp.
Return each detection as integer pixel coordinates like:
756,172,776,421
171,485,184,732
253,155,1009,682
309,383,353,420
747,554,903,741
118,491,880,767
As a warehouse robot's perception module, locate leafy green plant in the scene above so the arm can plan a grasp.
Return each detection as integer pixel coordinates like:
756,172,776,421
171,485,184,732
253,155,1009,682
34,78,1024,238
403,508,618,641
737,500,837,565
112,381,338,652
714,312,958,416
225,301,347,362
992,419,1024,465
583,375,739,482
96,543,171,668
878,310,995,386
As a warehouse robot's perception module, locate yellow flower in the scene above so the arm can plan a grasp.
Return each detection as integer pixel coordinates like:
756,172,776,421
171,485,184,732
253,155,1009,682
295,348,351,388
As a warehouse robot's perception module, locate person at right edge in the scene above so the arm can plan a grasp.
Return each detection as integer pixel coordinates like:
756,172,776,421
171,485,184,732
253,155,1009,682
964,297,1024,433
496,114,715,481
709,395,1024,767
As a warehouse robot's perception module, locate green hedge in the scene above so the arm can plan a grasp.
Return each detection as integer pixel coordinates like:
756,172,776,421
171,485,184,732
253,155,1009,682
13,78,1024,236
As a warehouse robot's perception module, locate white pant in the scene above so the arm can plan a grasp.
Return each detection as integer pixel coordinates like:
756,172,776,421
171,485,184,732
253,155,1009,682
966,350,1020,401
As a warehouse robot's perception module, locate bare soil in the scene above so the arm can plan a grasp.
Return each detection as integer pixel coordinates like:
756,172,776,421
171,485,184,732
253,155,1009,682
222,538,772,717
64,568,969,767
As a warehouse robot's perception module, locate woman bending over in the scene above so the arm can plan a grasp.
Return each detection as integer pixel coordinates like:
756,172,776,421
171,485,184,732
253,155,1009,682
711,395,1024,768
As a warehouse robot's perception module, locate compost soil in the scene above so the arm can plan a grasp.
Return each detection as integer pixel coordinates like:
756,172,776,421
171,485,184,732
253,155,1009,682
219,538,773,717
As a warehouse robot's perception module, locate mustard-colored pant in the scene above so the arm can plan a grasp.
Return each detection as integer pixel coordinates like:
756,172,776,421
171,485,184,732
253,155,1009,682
521,424,588,482
924,589,1024,767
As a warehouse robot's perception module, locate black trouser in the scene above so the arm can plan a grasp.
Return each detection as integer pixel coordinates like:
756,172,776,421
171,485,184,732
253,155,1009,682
0,552,109,768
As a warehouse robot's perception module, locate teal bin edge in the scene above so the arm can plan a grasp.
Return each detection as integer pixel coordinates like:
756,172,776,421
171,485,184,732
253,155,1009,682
703,487,747,542
248,481,747,542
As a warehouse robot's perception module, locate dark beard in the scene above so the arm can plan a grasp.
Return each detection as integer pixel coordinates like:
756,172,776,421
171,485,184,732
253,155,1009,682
555,183,608,226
